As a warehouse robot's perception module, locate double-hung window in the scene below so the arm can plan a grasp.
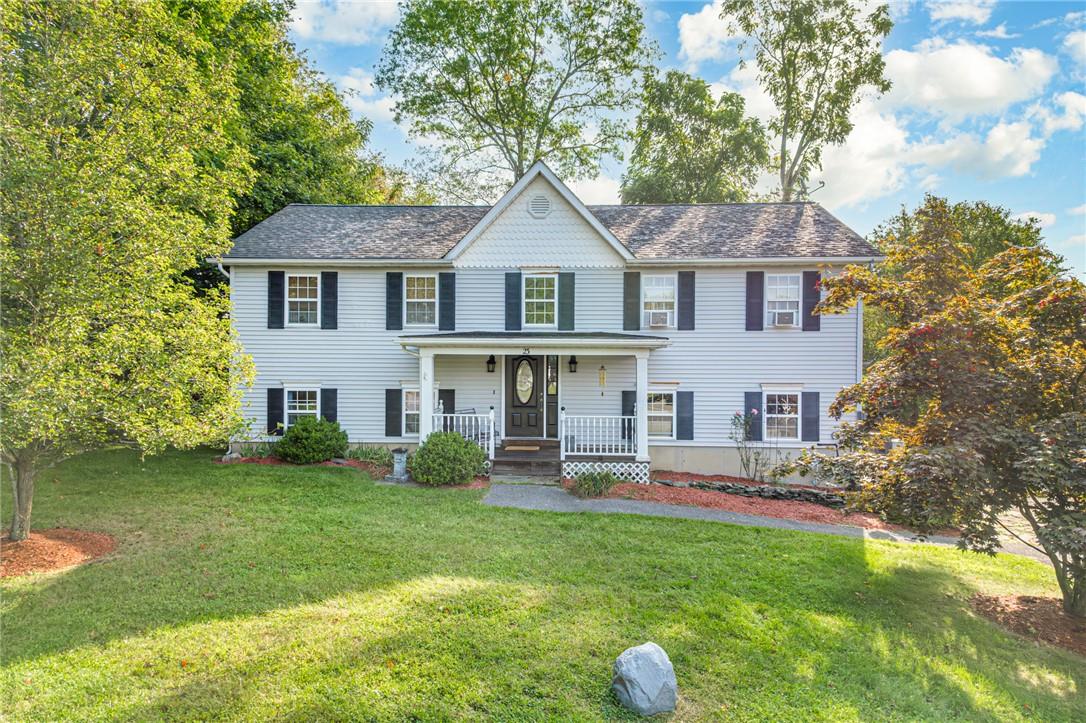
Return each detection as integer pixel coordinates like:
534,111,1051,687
764,392,799,440
403,389,421,435
286,389,319,427
405,275,437,326
766,274,800,328
287,274,319,326
523,274,556,327
647,391,675,439
642,275,676,328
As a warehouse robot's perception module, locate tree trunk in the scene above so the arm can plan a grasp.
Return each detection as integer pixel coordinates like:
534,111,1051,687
1063,572,1086,619
9,457,35,541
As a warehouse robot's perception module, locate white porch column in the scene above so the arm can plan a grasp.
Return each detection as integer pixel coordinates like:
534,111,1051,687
419,350,435,441
635,352,649,462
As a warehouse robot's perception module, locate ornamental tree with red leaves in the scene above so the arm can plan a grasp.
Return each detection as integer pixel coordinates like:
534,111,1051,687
816,196,1086,618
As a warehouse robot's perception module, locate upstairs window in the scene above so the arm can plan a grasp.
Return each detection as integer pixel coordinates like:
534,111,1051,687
523,274,556,327
647,391,675,439
405,275,437,326
403,389,421,435
766,274,800,328
286,389,319,427
287,274,319,325
764,392,799,439
642,274,676,328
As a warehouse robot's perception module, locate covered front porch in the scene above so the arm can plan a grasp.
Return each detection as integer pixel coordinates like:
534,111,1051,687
399,332,669,481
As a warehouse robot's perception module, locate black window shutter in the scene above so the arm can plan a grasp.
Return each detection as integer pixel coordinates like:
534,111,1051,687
386,272,403,331
321,272,338,329
802,391,820,442
438,272,456,330
558,272,575,330
676,391,694,440
802,271,821,331
505,272,522,330
677,271,695,330
267,271,284,329
623,271,640,330
621,390,636,440
744,391,763,441
320,388,338,423
745,271,764,331
385,389,402,437
267,388,284,435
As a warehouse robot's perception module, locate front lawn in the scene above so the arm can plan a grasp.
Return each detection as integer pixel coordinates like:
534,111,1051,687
2,449,1082,721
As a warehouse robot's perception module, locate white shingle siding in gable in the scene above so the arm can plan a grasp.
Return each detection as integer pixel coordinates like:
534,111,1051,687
453,177,626,269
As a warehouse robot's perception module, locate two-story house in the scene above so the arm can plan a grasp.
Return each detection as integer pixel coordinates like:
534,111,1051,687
220,162,877,482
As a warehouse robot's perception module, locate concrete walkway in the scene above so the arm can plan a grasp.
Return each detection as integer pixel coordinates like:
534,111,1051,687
482,483,1049,563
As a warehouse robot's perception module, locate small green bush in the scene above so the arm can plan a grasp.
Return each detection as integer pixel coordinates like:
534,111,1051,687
274,416,348,464
409,431,485,486
570,470,620,498
346,445,394,468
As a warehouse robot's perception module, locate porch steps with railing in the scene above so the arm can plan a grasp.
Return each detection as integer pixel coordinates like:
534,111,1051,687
491,439,561,476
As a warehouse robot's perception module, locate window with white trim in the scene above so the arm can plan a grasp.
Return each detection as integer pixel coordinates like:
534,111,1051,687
403,389,420,435
764,392,799,439
286,389,319,427
765,274,800,328
405,275,437,326
523,274,556,326
642,274,676,328
647,391,675,439
287,274,319,325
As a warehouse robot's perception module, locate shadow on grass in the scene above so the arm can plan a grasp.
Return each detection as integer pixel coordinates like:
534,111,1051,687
2,448,1083,720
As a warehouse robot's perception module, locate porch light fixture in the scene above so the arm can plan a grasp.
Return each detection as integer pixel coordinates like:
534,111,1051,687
486,355,496,373
568,355,578,373
598,365,607,387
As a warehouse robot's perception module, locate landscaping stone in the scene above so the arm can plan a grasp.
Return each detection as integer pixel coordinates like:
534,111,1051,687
612,642,678,716
655,477,846,508
221,451,241,462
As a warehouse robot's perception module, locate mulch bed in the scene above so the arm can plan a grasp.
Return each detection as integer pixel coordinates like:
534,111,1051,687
652,469,834,492
1,528,116,578
972,594,1086,657
219,456,391,478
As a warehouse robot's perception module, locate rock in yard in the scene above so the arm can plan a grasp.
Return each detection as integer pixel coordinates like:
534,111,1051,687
612,641,677,715
221,451,241,462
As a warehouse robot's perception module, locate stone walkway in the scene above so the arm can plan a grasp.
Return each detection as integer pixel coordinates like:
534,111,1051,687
482,483,1049,563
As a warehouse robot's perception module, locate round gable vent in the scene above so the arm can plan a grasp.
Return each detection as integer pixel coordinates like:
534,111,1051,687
527,194,551,218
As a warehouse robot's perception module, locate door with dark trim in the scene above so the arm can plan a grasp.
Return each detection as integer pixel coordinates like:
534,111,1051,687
506,355,543,437
545,355,559,438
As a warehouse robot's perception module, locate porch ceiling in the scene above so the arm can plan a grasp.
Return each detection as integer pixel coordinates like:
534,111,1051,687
399,331,669,355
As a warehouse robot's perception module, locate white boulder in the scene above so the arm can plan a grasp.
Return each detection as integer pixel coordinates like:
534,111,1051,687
612,641,677,715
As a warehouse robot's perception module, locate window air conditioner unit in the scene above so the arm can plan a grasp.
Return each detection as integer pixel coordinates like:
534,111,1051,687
648,311,670,328
772,310,796,327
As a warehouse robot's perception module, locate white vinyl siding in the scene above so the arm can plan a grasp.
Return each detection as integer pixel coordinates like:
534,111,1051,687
405,274,437,326
642,274,676,329
286,389,318,427
286,273,319,326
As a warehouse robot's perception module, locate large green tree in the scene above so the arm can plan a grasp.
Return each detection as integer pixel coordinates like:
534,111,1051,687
621,70,768,204
1,0,255,540
720,0,892,201
801,197,1086,617
376,0,657,200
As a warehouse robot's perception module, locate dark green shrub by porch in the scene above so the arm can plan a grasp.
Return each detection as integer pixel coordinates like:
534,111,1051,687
274,416,348,464
571,470,620,498
409,431,485,486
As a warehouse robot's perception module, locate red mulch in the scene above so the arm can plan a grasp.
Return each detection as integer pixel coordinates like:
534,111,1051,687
972,594,1086,657
1,528,116,578
603,481,914,532
652,469,832,492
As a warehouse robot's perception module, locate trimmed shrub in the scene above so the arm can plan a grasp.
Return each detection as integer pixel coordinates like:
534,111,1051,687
346,445,394,468
571,470,620,498
409,431,485,486
274,416,348,464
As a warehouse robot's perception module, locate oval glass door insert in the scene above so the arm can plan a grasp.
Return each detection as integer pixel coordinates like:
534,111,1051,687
515,359,534,404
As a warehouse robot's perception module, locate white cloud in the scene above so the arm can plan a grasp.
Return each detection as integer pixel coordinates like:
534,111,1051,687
337,67,396,123
1030,91,1086,136
912,121,1045,179
678,1,736,67
1012,211,1057,228
1069,204,1086,215
1063,30,1086,67
568,175,622,205
926,0,996,25
291,1,398,44
1066,234,1086,247
710,63,774,123
976,23,1019,39
883,40,1057,118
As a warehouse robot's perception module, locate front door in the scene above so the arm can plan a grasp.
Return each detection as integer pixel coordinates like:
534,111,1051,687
506,355,543,437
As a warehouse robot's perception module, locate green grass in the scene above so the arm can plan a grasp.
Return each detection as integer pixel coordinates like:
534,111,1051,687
1,449,1083,721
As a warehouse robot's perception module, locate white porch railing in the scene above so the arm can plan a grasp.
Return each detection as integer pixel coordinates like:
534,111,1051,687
559,411,636,459
432,410,496,460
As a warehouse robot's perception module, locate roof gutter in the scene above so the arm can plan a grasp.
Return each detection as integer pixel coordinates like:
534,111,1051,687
210,257,455,268
212,256,883,268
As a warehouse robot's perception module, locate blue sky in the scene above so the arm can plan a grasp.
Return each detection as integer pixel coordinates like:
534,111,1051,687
289,0,1086,276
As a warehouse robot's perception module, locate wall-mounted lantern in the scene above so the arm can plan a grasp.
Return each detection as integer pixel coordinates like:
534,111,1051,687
486,354,496,373
598,364,607,387
568,355,578,373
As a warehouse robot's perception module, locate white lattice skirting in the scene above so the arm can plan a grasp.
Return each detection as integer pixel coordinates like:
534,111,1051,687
561,460,650,484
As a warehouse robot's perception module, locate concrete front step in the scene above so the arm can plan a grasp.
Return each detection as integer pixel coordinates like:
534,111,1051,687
491,459,561,476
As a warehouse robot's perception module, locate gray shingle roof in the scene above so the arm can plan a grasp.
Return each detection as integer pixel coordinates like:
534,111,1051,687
225,202,876,261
